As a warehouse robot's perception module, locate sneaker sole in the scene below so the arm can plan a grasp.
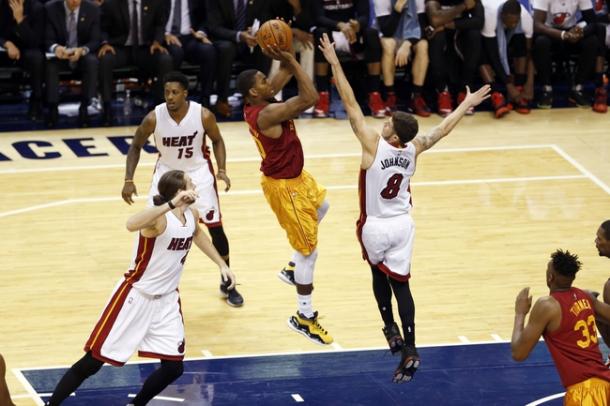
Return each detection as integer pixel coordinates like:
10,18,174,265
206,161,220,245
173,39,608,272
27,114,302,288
277,272,296,286
286,317,332,345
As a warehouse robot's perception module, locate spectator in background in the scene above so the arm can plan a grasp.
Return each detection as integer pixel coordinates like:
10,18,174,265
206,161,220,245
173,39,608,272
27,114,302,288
532,0,601,110
98,0,173,126
44,0,100,128
313,0,386,119
375,0,431,117
267,0,315,113
206,0,271,118
165,0,216,108
425,0,484,116
480,0,534,117
0,0,44,121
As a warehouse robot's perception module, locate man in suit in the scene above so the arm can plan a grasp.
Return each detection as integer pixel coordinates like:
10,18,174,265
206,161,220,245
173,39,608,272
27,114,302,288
0,0,45,120
206,0,271,117
165,0,216,107
98,0,173,125
44,0,100,127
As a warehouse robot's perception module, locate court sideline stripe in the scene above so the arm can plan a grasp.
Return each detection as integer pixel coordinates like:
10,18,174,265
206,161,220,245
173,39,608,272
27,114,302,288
0,144,556,175
525,392,566,406
0,174,588,219
11,368,44,406
551,145,610,196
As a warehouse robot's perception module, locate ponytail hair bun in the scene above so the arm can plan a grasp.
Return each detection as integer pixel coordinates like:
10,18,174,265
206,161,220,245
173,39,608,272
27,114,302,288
152,194,168,206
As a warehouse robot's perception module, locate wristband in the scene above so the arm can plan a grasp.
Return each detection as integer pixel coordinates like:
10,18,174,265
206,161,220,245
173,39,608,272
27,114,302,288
167,200,176,209
218,169,226,173
124,179,134,183
561,31,566,41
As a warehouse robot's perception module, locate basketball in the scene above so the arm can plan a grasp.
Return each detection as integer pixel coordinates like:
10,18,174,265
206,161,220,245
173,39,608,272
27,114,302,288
256,19,293,52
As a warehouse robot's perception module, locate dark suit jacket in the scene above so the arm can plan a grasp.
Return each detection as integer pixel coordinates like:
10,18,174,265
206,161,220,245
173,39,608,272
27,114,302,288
0,0,44,49
165,0,207,34
44,0,100,51
101,0,167,46
206,0,270,42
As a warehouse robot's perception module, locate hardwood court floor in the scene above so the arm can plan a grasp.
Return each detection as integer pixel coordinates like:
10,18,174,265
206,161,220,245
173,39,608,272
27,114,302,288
1,108,609,404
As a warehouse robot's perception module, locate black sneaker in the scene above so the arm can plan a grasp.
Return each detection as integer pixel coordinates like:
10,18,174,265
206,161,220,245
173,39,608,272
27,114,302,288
278,262,296,286
538,91,553,109
568,89,590,108
219,279,244,307
393,345,420,383
382,322,404,354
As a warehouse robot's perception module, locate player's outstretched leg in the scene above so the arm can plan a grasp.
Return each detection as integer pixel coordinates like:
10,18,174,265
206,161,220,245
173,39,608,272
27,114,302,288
129,360,183,405
47,352,103,405
393,345,420,383
209,225,244,307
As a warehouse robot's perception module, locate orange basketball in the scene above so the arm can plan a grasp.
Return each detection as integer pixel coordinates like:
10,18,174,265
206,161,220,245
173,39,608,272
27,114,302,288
256,19,293,52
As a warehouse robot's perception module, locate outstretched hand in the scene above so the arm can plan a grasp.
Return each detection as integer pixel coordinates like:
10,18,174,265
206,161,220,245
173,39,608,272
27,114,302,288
318,33,339,65
462,85,491,108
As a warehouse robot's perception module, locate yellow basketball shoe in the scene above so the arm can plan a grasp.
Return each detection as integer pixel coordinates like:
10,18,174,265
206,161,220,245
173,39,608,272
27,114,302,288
287,311,333,345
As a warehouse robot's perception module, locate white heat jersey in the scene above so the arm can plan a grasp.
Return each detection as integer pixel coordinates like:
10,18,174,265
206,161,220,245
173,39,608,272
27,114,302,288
360,137,416,218
153,101,207,171
125,209,196,296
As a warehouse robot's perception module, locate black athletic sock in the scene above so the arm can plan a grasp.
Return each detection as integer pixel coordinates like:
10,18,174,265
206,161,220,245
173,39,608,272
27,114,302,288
48,352,103,405
132,360,184,406
515,74,526,87
315,75,330,92
371,266,394,326
389,278,415,347
385,84,395,95
595,72,604,88
368,75,381,93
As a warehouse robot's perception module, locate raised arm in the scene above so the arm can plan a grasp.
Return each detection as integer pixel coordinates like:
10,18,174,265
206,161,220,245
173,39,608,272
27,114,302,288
511,288,558,361
191,211,235,288
425,0,469,28
257,47,319,133
125,190,198,234
318,33,378,167
412,85,490,157
122,111,156,204
202,108,231,192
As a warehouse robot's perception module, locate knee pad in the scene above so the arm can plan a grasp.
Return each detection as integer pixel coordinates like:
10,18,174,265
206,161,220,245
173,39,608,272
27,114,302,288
208,226,229,257
161,360,184,380
72,353,103,379
294,249,318,285
317,200,330,223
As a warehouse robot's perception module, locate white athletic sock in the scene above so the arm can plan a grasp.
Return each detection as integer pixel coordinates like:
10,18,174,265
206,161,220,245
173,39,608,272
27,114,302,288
297,294,314,318
317,200,330,223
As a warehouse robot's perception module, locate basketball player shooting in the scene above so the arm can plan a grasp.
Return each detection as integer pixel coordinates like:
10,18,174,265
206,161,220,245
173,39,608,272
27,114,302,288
318,33,490,382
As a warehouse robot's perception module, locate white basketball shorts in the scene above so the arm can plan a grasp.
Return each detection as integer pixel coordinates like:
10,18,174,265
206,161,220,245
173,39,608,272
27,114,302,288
84,279,185,365
359,214,415,281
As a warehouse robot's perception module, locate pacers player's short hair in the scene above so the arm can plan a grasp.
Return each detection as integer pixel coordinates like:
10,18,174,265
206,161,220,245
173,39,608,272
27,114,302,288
236,69,259,101
392,111,419,144
153,170,186,206
601,220,610,239
164,71,189,91
551,249,582,278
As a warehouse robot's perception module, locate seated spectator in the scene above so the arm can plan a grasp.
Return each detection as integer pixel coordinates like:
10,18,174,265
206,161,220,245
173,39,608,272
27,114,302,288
425,0,484,116
375,0,431,117
532,0,601,109
313,0,385,118
480,0,534,117
267,0,315,113
44,0,100,128
98,0,173,125
165,0,216,107
206,0,271,117
0,0,44,120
